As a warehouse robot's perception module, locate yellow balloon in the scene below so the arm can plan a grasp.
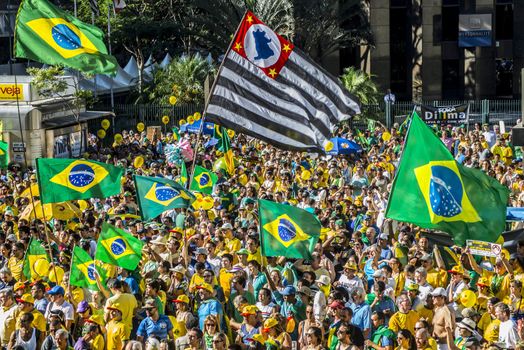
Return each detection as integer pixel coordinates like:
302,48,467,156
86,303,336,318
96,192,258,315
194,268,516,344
169,96,177,105
137,122,145,132
134,156,144,168
459,290,477,308
179,119,186,126
48,266,65,283
162,115,170,125
33,258,50,277
239,173,248,186
187,116,195,124
97,129,106,139
301,170,311,181
382,132,391,142
324,141,334,152
227,129,235,138
114,133,123,143
101,119,110,130
193,112,201,121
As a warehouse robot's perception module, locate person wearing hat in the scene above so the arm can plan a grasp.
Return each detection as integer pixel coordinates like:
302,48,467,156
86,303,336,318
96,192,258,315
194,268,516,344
220,223,241,256
229,276,255,323
262,316,292,350
197,283,225,332
173,295,195,339
446,265,468,314
313,275,330,324
44,285,74,329
430,287,455,349
15,293,46,333
106,303,129,350
335,261,364,296
170,265,189,298
235,305,260,348
467,249,512,301
444,317,477,350
137,299,174,343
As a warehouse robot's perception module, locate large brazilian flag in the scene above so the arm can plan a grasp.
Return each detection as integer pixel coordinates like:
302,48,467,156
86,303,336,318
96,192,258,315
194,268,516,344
385,113,509,245
14,0,118,75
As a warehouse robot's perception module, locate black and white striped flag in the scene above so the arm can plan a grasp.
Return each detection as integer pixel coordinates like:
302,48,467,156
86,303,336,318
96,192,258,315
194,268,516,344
205,11,360,152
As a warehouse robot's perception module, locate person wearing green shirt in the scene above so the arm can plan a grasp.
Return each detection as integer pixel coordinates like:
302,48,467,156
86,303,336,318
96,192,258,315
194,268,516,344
365,311,395,350
247,260,267,300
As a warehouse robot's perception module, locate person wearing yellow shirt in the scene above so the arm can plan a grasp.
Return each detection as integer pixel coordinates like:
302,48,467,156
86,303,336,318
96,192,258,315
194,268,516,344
221,224,241,255
79,322,105,350
422,249,448,289
105,279,137,339
7,242,25,282
15,294,46,333
389,295,420,335
246,237,266,266
218,254,234,300
477,297,501,342
105,303,129,350
467,251,512,302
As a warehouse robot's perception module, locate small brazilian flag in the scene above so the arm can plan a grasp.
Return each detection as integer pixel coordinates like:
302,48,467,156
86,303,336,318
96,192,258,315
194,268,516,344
259,199,320,259
14,0,118,75
95,222,144,270
70,246,107,291
134,175,195,221
36,158,124,204
385,113,509,245
217,126,234,176
22,238,49,280
178,162,188,188
190,166,217,195
0,141,8,169
172,127,181,142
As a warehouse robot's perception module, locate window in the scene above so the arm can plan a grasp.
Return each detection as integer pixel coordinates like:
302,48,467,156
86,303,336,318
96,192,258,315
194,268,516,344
496,3,513,40
442,5,459,41
495,59,513,97
442,59,461,99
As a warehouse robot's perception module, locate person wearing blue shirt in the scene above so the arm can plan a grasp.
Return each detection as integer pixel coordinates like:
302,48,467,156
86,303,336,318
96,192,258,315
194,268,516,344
368,281,396,324
365,311,395,350
377,234,393,265
197,282,225,332
137,299,174,342
346,287,372,339
266,278,306,341
117,268,140,296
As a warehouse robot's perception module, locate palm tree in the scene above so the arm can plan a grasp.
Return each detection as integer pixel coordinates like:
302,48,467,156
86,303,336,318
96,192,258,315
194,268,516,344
340,66,380,105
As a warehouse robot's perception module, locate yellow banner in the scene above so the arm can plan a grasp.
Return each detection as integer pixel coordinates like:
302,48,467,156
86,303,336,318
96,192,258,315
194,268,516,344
0,84,24,101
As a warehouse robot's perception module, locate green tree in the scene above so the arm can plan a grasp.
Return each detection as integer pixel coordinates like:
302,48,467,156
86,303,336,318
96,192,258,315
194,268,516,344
340,66,379,105
144,54,216,104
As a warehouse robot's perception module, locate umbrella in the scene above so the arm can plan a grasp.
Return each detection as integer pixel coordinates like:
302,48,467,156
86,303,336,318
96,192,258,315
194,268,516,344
20,201,82,221
20,184,39,198
326,137,361,155
180,120,215,135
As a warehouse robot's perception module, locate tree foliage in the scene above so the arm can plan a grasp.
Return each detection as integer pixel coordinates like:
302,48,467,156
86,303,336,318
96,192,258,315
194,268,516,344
340,66,379,106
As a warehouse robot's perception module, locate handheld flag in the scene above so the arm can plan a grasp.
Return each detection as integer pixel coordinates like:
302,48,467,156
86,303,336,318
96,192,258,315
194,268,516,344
134,175,195,221
95,222,144,270
190,166,217,195
172,126,181,142
14,0,118,75
22,238,49,280
385,113,509,244
178,162,188,187
259,199,320,259
205,11,360,152
70,246,107,290
216,126,234,176
0,141,8,169
36,158,124,204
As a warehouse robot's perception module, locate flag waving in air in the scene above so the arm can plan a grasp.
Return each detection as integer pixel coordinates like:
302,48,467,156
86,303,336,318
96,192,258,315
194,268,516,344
385,113,509,244
205,11,360,152
190,166,217,195
70,246,107,290
0,141,8,169
36,158,124,204
134,175,195,221
14,0,118,75
95,222,144,270
23,238,49,280
259,199,320,259
216,126,234,176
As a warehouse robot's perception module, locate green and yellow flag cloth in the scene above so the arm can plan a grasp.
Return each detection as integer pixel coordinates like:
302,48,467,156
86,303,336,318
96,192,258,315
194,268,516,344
190,166,217,195
22,238,49,280
70,246,107,290
177,162,188,188
0,141,8,169
216,126,234,176
134,175,195,221
14,0,118,75
259,199,320,259
36,158,124,204
385,113,509,244
95,222,144,270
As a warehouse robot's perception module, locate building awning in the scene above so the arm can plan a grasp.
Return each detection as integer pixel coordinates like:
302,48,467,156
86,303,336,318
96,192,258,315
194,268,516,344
42,110,114,128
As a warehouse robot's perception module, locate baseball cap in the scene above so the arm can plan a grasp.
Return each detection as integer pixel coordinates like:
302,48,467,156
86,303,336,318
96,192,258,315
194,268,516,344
343,262,358,270
241,305,258,316
236,248,249,255
170,265,186,275
431,287,446,297
378,233,388,240
372,270,385,278
47,286,65,295
76,300,90,313
143,299,157,309
263,318,278,330
477,277,490,287
173,295,190,304
106,303,123,313
196,283,214,293
13,282,25,292
420,254,432,262
16,293,34,304
329,300,345,309
281,285,296,296
221,223,233,230
405,283,419,292
298,286,312,297
448,265,464,274
316,275,331,286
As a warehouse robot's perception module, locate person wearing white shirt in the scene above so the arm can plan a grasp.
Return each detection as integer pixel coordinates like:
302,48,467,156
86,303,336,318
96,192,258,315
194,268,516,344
415,267,434,302
335,262,364,296
446,266,467,316
496,302,519,349
384,89,395,104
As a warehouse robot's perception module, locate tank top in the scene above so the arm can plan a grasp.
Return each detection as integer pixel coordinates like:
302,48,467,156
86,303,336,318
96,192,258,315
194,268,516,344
16,328,37,350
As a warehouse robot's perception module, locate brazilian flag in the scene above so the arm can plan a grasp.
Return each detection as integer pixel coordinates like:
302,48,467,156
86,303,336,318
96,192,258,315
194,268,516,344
190,165,217,195
385,113,509,245
259,199,320,259
0,141,8,169
14,0,118,75
36,158,124,204
22,238,49,280
70,246,107,291
134,175,195,221
95,222,144,270
172,127,181,142
177,162,188,188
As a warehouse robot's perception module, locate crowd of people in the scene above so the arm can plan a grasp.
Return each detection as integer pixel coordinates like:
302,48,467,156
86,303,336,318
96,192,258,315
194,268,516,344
0,119,524,350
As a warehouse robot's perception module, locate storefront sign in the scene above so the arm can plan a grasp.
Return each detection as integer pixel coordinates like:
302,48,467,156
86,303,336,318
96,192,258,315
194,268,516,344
459,14,492,47
0,83,30,101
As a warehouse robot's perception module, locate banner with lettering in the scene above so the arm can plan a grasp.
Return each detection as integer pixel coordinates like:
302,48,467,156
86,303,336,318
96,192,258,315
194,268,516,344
420,103,470,125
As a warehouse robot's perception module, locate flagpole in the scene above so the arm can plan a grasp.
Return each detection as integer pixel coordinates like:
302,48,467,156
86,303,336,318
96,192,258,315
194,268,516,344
107,3,115,124
186,11,248,188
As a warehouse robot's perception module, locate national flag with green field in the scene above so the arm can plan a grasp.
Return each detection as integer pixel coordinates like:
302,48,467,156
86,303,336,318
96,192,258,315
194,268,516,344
178,162,188,188
36,158,124,204
259,199,320,259
70,246,107,290
216,126,234,176
134,175,195,221
190,166,217,195
385,112,509,244
14,0,118,75
172,126,181,142
23,238,49,280
95,222,144,270
0,141,8,169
